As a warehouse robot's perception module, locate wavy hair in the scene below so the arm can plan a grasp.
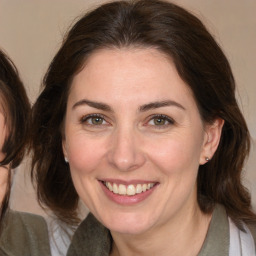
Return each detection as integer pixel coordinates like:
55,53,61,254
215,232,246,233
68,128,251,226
31,0,255,226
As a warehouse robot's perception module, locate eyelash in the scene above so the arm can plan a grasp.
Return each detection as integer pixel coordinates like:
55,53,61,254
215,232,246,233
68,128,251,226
146,114,175,128
80,114,108,126
79,113,174,128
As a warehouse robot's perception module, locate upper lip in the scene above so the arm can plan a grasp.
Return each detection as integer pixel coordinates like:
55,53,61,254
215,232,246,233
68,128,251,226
99,179,158,185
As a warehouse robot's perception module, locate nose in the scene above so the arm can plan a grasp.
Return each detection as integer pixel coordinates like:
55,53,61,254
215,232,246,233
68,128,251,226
107,127,146,171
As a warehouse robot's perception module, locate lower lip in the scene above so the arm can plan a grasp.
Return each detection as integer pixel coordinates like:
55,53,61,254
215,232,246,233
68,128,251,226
99,181,158,205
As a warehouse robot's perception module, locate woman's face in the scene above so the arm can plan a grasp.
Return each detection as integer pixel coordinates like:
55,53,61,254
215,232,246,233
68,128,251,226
63,48,219,235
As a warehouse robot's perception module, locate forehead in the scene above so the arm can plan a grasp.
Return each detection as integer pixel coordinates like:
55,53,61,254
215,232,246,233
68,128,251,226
68,47,196,110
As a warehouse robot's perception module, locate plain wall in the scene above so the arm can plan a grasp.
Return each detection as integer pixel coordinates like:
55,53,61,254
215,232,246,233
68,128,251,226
0,0,255,214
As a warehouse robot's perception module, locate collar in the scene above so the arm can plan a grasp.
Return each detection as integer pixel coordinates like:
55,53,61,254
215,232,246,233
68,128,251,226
198,204,229,256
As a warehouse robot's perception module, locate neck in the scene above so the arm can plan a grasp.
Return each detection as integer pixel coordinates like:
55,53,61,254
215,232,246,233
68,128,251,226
110,203,212,256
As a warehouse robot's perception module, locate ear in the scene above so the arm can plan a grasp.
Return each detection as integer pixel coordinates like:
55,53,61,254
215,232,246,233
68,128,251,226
199,118,224,165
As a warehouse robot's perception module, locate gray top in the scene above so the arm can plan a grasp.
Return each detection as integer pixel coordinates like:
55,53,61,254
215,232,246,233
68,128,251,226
198,205,229,255
67,205,234,256
0,210,51,256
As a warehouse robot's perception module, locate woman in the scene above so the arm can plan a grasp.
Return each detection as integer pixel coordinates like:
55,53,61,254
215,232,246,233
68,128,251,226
31,0,256,255
0,49,51,255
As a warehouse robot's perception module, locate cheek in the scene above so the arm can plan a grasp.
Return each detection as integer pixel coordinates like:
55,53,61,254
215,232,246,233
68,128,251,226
146,132,203,176
66,135,107,175
0,113,7,160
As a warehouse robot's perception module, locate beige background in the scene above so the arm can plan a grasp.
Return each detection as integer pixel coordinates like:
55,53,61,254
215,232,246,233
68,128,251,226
0,0,255,214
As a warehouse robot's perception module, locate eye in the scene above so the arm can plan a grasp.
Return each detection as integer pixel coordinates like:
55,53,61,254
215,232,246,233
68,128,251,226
80,114,107,126
147,114,174,127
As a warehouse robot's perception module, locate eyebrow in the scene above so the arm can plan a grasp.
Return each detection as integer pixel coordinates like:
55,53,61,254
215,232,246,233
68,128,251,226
72,99,113,112
139,100,185,112
72,99,185,112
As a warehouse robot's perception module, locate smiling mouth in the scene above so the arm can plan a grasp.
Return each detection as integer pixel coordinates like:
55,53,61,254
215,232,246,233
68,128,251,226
103,181,157,196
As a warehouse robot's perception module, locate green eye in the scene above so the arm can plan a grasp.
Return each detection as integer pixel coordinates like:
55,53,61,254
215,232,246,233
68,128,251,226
80,114,107,126
91,116,104,125
148,115,174,127
153,117,167,125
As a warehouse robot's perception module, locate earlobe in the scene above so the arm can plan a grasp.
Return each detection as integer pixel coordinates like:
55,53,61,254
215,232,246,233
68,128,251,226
200,118,224,165
62,140,68,163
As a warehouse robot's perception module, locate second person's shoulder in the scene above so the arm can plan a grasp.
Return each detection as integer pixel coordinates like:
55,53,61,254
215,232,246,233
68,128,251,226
0,210,51,256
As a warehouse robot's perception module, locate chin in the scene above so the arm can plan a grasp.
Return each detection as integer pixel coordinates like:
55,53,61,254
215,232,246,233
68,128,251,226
100,212,156,235
109,223,150,235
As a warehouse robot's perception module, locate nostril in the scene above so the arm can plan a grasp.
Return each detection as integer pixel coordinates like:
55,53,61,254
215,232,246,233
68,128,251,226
107,150,146,172
107,131,146,171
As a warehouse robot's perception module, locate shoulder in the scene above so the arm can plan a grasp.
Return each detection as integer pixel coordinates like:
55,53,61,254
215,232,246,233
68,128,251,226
67,213,111,256
0,210,51,256
3,210,49,237
7,210,46,225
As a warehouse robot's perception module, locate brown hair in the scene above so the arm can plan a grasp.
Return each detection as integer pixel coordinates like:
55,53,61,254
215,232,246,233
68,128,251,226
0,49,31,231
31,0,256,226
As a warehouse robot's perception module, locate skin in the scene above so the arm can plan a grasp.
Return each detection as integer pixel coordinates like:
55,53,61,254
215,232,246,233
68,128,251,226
63,48,223,256
0,104,8,205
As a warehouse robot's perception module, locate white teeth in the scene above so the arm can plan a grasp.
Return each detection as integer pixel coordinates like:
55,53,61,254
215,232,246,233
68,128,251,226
113,183,118,194
118,184,126,195
136,184,142,194
105,182,155,196
106,182,113,191
127,185,136,196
